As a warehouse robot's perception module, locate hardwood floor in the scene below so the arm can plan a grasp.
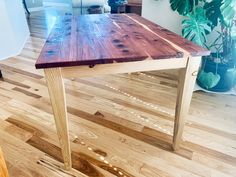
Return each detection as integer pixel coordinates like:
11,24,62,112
0,7,236,177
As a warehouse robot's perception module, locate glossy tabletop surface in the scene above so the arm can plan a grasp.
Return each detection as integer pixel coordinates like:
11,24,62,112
35,13,209,69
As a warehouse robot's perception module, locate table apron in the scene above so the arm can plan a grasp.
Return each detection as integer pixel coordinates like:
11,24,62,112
61,57,188,78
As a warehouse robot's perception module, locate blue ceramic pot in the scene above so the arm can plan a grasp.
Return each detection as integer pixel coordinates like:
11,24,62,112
197,56,236,92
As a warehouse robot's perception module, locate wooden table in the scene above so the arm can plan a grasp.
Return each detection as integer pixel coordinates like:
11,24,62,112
35,13,209,170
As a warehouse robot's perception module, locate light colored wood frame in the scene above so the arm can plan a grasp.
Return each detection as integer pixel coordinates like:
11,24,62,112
61,57,188,78
44,68,72,170
44,56,201,170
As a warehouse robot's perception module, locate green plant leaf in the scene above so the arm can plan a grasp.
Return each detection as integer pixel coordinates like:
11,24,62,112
182,7,212,46
220,0,236,26
169,0,199,15
204,0,223,28
197,70,221,89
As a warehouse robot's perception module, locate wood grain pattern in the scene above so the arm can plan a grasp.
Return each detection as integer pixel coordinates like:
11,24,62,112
6,116,135,177
44,68,72,170
127,13,210,56
38,13,208,167
35,14,209,69
0,7,235,177
61,57,188,78
173,57,201,150
0,147,9,177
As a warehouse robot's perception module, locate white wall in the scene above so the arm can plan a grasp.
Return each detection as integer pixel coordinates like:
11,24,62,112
142,0,184,35
0,0,29,60
26,0,43,8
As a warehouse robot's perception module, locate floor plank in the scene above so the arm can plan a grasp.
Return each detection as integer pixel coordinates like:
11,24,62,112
0,6,236,177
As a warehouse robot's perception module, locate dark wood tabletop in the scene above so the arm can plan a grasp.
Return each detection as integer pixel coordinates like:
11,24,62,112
35,13,209,69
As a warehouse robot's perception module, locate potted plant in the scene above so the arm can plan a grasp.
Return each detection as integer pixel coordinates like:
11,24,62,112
169,0,236,92
108,0,128,13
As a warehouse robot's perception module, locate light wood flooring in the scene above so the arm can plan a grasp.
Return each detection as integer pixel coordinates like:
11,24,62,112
0,7,236,177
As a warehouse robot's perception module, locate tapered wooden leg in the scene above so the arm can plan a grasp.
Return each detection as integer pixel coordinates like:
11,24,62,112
44,68,72,170
0,147,9,177
173,57,201,150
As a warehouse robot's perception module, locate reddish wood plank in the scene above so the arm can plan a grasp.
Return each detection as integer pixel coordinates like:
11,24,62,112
127,13,210,56
35,14,208,69
109,14,183,59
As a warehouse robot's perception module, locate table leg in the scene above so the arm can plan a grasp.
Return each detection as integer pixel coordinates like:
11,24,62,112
44,68,72,170
173,57,201,150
